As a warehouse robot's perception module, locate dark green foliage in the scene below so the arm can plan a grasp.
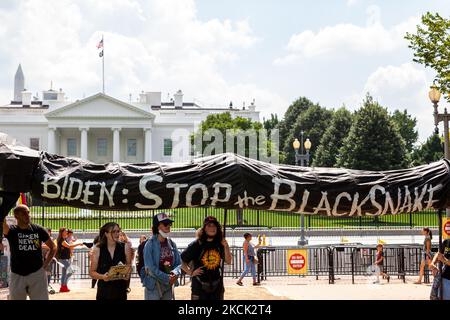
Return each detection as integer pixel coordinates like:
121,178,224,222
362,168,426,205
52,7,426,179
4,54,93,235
283,104,334,165
405,12,450,102
411,134,444,166
337,95,407,171
263,113,279,134
313,107,353,167
390,109,418,154
278,97,316,159
191,112,282,160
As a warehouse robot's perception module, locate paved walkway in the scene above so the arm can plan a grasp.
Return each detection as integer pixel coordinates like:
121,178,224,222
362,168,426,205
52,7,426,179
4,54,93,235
1,276,433,300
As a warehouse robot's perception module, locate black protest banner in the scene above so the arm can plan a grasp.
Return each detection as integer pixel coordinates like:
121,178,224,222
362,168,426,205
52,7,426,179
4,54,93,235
0,191,20,222
30,152,450,216
0,142,40,192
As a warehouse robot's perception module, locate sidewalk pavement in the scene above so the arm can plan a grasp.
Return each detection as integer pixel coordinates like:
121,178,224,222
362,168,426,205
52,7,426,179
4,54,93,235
1,276,433,300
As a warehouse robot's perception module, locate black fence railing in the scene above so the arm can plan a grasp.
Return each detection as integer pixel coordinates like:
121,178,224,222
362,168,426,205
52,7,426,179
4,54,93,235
26,203,439,232
49,244,435,285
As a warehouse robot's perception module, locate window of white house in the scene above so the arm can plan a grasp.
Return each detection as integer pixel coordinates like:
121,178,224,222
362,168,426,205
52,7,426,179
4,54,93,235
163,138,172,156
127,139,137,156
67,138,77,156
97,138,107,156
30,138,40,151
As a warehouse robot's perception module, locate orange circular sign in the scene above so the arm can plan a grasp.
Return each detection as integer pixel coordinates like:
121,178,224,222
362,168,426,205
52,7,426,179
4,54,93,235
289,253,305,270
444,221,450,236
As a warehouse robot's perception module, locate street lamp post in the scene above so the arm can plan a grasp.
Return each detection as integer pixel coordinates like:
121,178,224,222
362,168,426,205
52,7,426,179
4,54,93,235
430,85,450,218
293,131,311,246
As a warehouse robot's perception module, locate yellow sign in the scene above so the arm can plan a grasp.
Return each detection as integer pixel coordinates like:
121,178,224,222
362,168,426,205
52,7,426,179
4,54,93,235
287,249,307,275
443,218,450,240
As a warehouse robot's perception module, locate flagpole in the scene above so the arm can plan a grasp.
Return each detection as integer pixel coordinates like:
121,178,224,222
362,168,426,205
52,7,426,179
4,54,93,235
102,35,105,94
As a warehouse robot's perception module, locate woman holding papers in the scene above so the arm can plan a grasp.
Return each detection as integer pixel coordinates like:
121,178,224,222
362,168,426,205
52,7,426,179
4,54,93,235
89,222,132,300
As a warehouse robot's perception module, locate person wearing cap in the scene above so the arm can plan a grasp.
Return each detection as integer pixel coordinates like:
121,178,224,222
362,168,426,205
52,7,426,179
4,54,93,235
181,216,232,300
142,212,182,300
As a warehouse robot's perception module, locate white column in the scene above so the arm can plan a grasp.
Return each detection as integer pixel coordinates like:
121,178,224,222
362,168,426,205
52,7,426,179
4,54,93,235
112,127,121,162
79,127,89,159
47,127,56,154
144,128,152,162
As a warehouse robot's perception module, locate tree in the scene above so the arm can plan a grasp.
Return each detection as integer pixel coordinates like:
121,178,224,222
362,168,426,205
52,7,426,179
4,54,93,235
283,104,334,165
263,113,279,134
338,95,408,171
192,112,266,226
405,12,450,101
313,107,353,167
390,109,418,154
411,134,443,166
192,112,263,157
278,97,316,156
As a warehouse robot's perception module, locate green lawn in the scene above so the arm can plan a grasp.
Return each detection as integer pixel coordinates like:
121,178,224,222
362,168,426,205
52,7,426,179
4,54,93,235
24,206,439,231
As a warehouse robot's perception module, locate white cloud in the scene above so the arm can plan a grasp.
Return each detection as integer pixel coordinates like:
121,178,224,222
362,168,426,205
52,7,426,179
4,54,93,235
274,6,419,65
343,63,434,143
0,0,283,117
346,0,359,6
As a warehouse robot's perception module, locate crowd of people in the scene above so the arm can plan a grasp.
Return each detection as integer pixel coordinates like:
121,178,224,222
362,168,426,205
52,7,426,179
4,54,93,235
1,204,449,300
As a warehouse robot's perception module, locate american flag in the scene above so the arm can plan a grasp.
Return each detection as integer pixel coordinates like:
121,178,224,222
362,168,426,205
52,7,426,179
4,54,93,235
96,39,103,49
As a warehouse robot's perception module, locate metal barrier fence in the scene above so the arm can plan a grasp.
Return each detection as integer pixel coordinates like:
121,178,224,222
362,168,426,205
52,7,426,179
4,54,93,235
50,244,434,285
29,203,439,232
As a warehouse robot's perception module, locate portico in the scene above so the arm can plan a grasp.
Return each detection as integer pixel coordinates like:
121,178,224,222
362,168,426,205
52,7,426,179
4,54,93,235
45,93,154,163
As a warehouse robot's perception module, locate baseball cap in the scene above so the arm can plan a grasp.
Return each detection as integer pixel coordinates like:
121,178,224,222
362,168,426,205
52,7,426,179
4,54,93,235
203,216,219,226
153,212,174,227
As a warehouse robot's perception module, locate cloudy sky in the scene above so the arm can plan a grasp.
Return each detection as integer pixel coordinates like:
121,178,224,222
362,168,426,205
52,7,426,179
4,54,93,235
1,0,449,143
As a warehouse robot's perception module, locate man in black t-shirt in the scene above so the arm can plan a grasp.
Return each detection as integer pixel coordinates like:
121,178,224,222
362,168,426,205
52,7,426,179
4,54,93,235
2,204,56,300
181,216,232,300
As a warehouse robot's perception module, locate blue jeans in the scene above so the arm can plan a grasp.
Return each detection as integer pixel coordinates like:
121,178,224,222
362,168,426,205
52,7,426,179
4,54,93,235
58,259,73,286
144,285,173,300
440,278,450,300
239,256,257,280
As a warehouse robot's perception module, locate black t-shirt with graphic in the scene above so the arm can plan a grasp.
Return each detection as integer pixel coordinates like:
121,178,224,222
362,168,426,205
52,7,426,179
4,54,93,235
440,239,450,280
159,239,174,273
5,224,50,276
181,240,224,294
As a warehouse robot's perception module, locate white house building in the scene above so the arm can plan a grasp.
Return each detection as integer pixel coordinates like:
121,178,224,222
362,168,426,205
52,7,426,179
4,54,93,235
0,65,260,163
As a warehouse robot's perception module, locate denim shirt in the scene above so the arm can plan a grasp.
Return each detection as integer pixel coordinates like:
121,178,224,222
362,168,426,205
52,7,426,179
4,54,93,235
142,235,181,290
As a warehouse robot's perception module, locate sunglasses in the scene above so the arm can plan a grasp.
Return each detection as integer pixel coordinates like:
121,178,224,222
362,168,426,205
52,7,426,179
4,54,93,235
161,222,172,227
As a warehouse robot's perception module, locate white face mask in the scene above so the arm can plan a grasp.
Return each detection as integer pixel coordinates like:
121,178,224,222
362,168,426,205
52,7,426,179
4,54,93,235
159,230,170,239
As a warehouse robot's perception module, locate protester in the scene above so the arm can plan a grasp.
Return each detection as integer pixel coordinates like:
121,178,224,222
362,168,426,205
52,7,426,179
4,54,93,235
236,232,260,286
142,212,182,300
429,238,450,300
195,228,202,240
66,229,77,256
373,244,390,284
88,235,100,289
139,235,148,245
66,229,76,243
119,230,135,293
119,231,135,260
181,216,232,300
89,222,132,300
56,227,84,292
41,228,56,294
415,227,433,284
2,204,56,300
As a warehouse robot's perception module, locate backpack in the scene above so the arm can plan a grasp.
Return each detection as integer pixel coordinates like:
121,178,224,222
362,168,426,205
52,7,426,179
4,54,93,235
136,239,148,278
